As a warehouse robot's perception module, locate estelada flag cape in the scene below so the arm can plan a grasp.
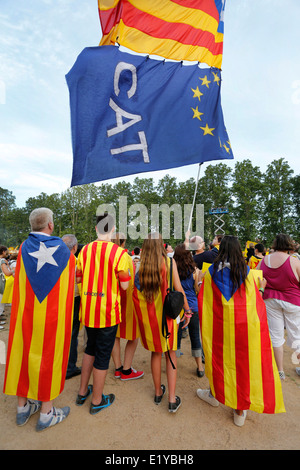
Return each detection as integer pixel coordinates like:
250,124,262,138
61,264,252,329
198,265,285,414
133,257,178,352
117,252,140,341
3,233,75,402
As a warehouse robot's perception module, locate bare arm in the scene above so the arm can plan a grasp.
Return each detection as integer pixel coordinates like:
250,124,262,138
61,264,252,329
1,261,13,277
172,258,190,328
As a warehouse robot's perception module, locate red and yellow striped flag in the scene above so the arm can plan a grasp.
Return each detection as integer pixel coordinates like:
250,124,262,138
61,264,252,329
133,257,178,352
198,267,285,414
3,245,75,402
98,0,225,68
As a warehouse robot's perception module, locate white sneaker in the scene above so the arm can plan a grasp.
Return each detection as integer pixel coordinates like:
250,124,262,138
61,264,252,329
233,410,247,427
196,389,219,407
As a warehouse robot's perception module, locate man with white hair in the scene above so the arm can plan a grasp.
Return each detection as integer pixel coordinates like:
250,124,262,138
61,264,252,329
3,208,75,432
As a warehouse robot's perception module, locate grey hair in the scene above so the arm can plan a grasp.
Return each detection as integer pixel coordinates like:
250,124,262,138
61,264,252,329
62,234,78,250
29,208,53,232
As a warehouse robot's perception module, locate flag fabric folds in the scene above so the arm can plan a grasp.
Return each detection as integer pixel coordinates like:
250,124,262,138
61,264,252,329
3,236,75,402
66,46,232,187
98,0,225,68
198,265,285,414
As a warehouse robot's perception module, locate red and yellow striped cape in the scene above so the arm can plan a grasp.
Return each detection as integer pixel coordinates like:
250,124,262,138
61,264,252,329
133,257,178,352
3,247,75,402
198,267,285,414
77,240,131,328
116,253,140,340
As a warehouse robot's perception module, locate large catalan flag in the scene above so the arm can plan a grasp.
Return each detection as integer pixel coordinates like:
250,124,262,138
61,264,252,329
3,234,75,402
117,253,140,340
77,240,131,328
133,257,178,352
198,265,285,414
98,0,225,68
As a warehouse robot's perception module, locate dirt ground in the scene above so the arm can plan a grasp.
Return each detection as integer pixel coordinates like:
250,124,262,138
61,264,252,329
0,303,299,452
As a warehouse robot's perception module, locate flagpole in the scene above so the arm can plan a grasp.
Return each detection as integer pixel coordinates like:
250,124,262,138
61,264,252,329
187,162,202,232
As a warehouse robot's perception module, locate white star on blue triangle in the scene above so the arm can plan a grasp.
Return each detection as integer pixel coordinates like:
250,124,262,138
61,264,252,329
29,241,60,273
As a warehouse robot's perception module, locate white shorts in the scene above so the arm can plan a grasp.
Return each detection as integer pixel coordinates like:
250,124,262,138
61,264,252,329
264,298,300,349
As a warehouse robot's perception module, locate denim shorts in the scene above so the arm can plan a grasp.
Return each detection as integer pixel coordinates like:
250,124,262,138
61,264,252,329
85,324,118,370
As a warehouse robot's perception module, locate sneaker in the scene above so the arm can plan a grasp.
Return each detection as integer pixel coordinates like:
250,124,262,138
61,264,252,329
154,384,166,405
90,394,115,415
114,366,123,379
0,321,6,325
16,400,41,426
75,384,93,406
279,371,285,380
168,396,181,413
196,389,219,407
296,367,300,376
36,406,70,432
120,368,144,381
233,410,247,427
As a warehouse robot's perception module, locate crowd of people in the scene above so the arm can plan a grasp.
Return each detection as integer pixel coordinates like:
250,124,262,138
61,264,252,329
1,207,299,432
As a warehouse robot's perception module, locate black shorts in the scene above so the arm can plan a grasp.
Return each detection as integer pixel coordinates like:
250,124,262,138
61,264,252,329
85,324,118,370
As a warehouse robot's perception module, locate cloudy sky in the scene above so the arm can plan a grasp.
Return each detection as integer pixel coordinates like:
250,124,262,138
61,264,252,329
1,0,300,207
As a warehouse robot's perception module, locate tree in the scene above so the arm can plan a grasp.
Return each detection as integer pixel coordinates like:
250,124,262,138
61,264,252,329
231,159,263,244
197,163,234,242
291,174,300,235
261,158,295,244
0,187,17,244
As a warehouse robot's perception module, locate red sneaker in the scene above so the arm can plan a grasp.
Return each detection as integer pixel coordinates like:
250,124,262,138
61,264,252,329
114,368,122,379
120,368,144,381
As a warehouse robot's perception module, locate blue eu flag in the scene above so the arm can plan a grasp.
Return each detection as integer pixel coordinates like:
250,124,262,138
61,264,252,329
66,46,233,187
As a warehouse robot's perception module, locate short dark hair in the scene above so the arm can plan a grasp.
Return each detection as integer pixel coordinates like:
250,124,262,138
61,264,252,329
272,233,293,252
255,243,264,253
215,234,223,243
0,245,8,255
96,213,115,234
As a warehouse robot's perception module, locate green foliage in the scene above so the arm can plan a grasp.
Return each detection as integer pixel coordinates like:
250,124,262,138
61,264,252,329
0,158,298,250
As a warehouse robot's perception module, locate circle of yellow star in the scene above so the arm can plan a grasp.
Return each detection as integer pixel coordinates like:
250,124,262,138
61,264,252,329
191,86,203,101
191,106,204,121
200,123,215,136
199,75,211,88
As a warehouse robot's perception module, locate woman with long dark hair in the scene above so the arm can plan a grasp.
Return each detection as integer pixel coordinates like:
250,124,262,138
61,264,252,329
197,235,285,426
173,243,205,377
133,233,191,413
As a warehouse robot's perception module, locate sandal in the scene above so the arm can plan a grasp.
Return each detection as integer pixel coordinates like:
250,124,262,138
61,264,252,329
75,384,93,406
154,384,166,405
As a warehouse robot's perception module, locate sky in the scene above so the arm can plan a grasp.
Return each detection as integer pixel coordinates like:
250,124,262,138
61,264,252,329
1,0,300,208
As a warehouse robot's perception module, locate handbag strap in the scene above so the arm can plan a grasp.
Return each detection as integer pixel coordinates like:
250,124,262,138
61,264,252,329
169,257,173,291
